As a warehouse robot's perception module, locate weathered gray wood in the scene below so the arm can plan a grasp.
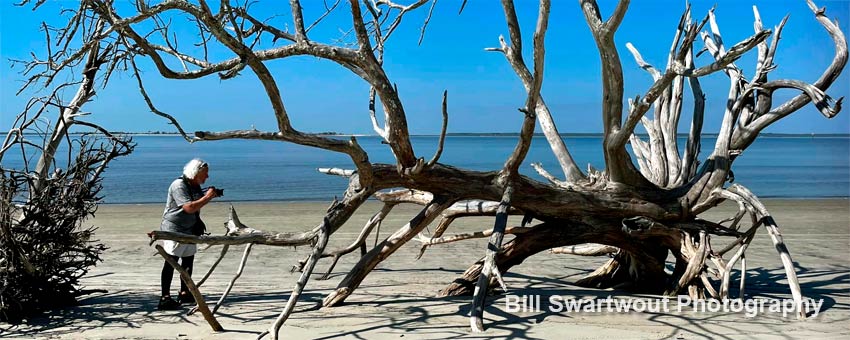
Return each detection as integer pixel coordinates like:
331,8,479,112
426,90,449,167
488,0,583,183
470,185,514,332
677,48,705,187
728,185,806,319
155,245,223,331
416,225,532,247
323,197,454,307
149,230,317,247
32,20,109,194
292,203,395,279
212,244,253,315
734,0,847,149
259,219,330,340
549,243,618,256
64,0,846,334
196,245,229,288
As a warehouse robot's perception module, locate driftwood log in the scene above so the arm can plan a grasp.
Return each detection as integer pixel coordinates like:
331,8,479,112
43,0,844,337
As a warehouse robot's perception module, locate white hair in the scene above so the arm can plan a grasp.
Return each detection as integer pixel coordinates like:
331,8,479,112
182,158,208,179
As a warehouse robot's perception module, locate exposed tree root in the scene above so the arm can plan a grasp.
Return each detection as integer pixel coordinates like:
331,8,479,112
109,0,842,335
439,221,618,296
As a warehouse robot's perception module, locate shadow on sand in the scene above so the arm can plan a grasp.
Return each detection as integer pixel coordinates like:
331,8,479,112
1,264,847,339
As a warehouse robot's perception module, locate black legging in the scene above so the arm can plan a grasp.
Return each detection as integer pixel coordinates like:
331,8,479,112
161,255,194,297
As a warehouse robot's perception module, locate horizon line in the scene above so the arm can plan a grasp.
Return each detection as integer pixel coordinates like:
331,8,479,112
43,132,850,137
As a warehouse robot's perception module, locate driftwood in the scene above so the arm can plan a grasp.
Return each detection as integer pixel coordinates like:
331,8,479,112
155,245,223,331
549,244,619,256
0,3,135,320
24,0,844,337
188,244,251,316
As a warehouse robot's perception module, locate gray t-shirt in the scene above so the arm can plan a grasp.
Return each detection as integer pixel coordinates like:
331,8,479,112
160,177,203,234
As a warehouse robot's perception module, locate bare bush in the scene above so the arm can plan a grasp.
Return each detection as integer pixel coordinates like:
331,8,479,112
0,0,135,322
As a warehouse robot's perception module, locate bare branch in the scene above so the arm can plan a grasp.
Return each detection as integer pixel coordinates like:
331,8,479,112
616,24,769,151
426,90,448,167
130,59,194,142
376,0,430,43
678,30,771,78
417,0,438,45
745,79,842,118
604,0,630,35
525,0,549,115
625,43,661,81
323,196,455,307
155,245,223,331
530,162,571,189
149,229,319,247
733,1,847,150
231,7,297,43
487,2,584,182
720,184,806,318
289,0,308,43
349,0,375,52
318,168,356,177
500,0,545,177
291,203,395,278
415,225,532,246
580,0,654,186
677,49,705,186
470,185,513,332
196,129,373,187
306,0,343,33
263,219,330,338
368,87,388,140
375,188,433,204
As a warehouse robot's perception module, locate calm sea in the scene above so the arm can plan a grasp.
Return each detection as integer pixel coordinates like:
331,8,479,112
3,135,848,203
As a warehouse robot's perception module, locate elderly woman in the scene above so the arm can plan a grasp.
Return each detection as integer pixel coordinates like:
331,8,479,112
158,158,219,310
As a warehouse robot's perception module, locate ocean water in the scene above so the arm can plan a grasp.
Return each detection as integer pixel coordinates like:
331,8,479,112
3,135,848,203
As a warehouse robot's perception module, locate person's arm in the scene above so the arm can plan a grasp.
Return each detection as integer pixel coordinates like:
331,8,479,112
182,188,217,214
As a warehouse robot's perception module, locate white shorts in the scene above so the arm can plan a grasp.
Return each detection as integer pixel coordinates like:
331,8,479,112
163,240,197,257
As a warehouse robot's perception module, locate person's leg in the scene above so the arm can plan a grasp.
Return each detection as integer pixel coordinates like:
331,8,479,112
178,255,196,304
158,255,181,310
178,255,195,293
160,255,178,297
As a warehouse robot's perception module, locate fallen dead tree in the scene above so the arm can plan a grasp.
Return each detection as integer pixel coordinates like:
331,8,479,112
1,1,135,321
45,0,846,337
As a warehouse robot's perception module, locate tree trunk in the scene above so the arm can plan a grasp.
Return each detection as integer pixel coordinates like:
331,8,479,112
438,220,671,296
64,0,846,335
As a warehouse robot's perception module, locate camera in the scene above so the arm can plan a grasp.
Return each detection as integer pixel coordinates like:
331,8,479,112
205,187,224,197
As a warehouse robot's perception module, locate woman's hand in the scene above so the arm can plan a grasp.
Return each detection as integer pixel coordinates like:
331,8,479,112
184,188,217,214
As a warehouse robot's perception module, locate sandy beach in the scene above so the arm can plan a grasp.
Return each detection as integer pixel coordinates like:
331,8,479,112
1,199,848,339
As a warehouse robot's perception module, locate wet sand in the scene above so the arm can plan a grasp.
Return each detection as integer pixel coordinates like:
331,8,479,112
2,199,849,339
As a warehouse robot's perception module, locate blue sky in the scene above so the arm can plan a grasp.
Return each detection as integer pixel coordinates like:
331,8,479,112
1,0,848,135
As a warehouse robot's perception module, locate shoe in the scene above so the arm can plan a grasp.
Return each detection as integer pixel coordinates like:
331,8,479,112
178,291,196,305
157,296,181,310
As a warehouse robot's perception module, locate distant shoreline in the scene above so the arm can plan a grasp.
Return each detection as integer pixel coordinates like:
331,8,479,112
42,132,850,138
